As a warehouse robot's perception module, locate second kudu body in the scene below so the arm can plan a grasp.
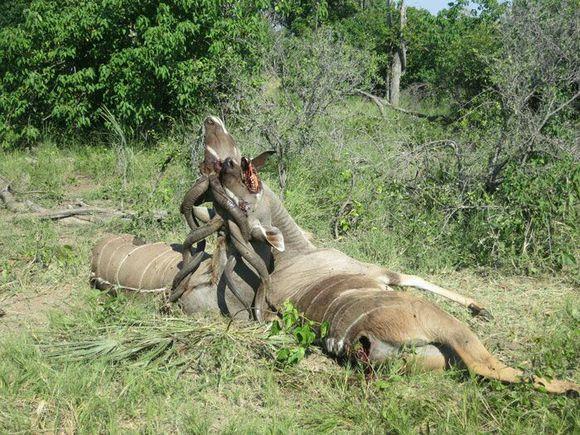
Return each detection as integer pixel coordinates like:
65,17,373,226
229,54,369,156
91,180,579,394
211,178,580,394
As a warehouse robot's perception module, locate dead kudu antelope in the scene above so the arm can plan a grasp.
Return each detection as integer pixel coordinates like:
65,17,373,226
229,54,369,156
168,116,276,320
196,170,579,395
90,119,578,395
90,117,276,320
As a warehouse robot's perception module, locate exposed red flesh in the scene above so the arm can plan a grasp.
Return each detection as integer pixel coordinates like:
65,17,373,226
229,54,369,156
241,157,262,194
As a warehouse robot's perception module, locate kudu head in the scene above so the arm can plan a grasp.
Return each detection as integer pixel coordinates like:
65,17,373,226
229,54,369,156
219,152,284,252
200,116,241,175
193,115,311,256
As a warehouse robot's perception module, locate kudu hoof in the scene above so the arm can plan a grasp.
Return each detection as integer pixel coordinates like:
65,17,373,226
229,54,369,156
468,303,493,321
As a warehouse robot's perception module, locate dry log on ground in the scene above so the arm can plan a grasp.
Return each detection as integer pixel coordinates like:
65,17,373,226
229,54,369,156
0,176,167,224
355,89,452,123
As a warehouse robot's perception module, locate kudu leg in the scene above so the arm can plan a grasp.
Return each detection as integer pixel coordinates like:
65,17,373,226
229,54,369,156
380,272,491,318
359,298,578,394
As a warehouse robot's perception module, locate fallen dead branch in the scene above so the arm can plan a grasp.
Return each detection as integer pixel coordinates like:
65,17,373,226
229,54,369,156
1,177,46,213
1,176,168,224
29,207,128,220
354,89,452,123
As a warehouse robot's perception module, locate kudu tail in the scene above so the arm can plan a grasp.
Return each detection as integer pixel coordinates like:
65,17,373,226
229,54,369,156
438,319,579,395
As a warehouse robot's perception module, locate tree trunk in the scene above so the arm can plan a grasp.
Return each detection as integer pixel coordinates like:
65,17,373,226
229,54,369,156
385,0,392,99
389,51,402,106
388,0,406,106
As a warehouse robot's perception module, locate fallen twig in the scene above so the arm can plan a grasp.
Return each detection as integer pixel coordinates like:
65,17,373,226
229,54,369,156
15,207,168,223
1,176,168,224
354,89,452,123
29,207,128,220
1,178,47,213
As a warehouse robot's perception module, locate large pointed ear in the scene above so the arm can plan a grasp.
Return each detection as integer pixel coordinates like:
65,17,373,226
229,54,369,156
251,223,285,252
251,150,276,170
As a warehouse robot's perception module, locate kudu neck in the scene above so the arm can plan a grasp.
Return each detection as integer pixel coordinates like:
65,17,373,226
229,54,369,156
264,186,315,258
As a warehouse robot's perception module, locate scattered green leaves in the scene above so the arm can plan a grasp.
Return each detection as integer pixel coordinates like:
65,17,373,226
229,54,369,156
269,301,329,366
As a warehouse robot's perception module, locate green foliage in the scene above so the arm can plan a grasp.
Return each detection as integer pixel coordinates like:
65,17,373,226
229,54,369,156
274,92,578,276
0,0,576,275
479,159,579,272
288,0,504,102
269,301,329,366
404,1,504,101
333,2,396,89
0,0,271,146
272,0,329,33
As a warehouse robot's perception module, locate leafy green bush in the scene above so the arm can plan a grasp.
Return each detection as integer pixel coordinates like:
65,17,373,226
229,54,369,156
471,159,579,273
408,2,503,96
272,93,577,276
0,0,271,147
269,301,329,366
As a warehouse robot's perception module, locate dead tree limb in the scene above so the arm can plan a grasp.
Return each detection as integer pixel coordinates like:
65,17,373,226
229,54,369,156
1,178,167,224
28,207,129,220
0,177,46,213
354,89,451,123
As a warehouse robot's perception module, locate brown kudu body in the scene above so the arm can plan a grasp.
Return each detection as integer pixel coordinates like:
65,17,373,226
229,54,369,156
242,186,578,394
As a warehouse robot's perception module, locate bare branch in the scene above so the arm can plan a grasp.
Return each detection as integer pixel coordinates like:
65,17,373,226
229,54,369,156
354,89,451,123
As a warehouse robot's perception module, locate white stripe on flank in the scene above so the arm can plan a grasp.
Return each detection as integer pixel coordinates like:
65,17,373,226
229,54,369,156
156,249,179,274
104,241,128,283
115,244,151,285
320,288,362,321
161,249,187,278
301,275,352,315
327,291,382,337
339,306,384,345
137,246,172,289
96,235,125,276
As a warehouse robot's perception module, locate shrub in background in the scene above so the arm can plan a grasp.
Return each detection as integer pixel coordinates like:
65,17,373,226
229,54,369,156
0,0,271,147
